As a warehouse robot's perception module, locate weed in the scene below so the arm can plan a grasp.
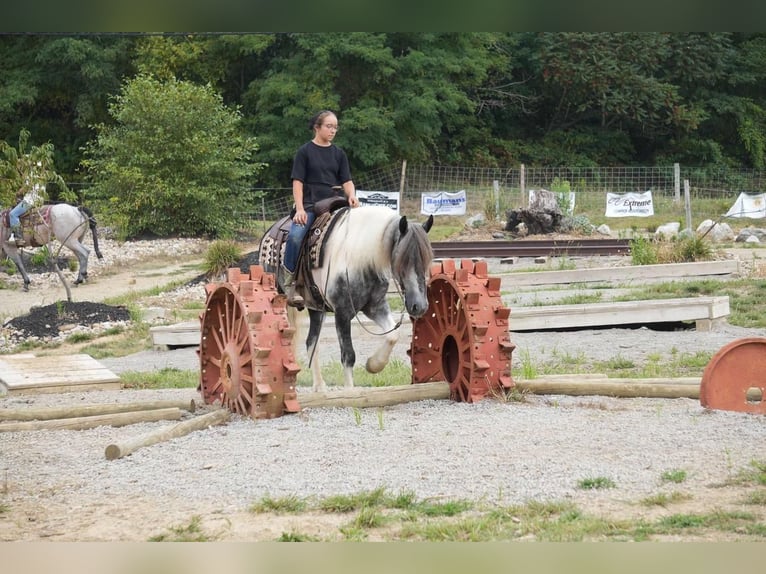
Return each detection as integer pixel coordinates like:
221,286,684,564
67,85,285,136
577,477,616,490
661,469,688,484
278,531,321,542
148,515,214,542
640,491,692,507
250,494,308,514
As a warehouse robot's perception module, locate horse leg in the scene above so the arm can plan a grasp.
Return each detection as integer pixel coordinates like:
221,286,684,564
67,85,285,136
333,309,357,388
3,244,31,291
363,305,400,374
67,240,90,284
306,309,327,392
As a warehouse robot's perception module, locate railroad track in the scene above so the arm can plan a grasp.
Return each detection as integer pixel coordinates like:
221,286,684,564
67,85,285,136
431,238,631,259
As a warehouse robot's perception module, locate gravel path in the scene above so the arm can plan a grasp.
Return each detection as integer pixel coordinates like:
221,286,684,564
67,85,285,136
2,238,765,541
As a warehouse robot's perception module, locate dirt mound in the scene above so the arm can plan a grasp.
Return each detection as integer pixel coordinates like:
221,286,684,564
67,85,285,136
4,301,131,340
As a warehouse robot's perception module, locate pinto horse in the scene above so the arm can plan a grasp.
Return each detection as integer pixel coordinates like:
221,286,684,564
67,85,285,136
259,204,433,391
0,203,103,291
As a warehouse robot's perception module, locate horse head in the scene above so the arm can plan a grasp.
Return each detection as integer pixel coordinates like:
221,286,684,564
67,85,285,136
392,214,434,318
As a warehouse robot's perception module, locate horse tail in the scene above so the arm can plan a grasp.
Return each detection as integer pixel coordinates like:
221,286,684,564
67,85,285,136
79,206,104,260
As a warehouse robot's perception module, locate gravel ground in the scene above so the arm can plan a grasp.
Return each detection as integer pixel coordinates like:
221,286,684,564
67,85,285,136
2,235,766,541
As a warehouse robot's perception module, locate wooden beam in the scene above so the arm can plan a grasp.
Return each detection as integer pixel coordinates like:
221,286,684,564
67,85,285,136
0,399,196,422
298,382,451,409
0,408,183,432
105,409,230,460
515,377,701,399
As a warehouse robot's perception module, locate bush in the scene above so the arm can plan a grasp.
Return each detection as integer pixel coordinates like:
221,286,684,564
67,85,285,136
204,240,243,278
82,75,264,239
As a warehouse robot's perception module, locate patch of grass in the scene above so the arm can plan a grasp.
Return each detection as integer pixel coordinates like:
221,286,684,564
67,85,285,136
120,367,198,389
577,477,616,490
612,277,766,328
556,292,603,305
640,491,693,507
203,240,243,278
242,488,766,542
596,356,635,371
518,348,538,379
296,358,411,388
277,531,321,542
250,494,308,514
148,515,216,542
740,490,766,506
65,332,95,344
655,510,758,535
732,460,766,486
661,469,688,484
318,487,390,513
415,499,474,517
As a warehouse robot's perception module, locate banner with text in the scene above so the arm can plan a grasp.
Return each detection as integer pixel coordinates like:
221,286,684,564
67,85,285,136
357,190,400,213
725,192,766,219
605,190,654,217
420,190,467,216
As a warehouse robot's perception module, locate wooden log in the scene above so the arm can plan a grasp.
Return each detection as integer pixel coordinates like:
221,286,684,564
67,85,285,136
0,399,196,422
296,377,707,409
105,409,230,460
0,408,183,432
298,382,451,409
515,377,701,399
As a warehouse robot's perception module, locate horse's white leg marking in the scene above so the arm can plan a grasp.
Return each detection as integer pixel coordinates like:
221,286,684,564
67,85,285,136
311,353,327,393
343,365,354,388
365,313,399,374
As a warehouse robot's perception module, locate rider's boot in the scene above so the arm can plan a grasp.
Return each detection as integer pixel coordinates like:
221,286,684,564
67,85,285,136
8,225,25,246
281,265,305,309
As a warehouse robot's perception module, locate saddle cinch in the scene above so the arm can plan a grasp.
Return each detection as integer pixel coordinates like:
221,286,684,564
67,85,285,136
259,196,350,310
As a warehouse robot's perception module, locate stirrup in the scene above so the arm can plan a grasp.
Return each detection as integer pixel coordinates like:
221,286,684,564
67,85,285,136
286,284,305,310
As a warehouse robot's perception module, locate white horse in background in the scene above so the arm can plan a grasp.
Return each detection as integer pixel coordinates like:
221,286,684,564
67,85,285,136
0,203,103,291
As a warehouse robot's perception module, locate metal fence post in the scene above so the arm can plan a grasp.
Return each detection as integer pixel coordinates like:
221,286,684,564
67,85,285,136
674,163,681,202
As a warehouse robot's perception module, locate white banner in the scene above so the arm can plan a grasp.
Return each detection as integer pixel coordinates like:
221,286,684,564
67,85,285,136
420,190,467,216
605,190,654,217
725,192,766,219
357,190,400,213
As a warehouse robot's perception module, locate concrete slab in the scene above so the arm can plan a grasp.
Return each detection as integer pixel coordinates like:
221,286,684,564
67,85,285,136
150,321,200,348
502,260,739,287
510,296,729,332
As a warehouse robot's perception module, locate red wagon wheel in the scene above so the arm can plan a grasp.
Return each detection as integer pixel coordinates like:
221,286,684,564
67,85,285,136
198,265,301,419
409,258,515,402
700,337,766,414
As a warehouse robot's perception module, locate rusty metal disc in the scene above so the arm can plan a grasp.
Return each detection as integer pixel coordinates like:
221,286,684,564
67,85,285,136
409,258,515,402
700,337,766,414
198,265,301,419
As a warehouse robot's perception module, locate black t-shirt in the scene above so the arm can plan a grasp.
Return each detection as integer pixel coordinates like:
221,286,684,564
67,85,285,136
290,141,352,209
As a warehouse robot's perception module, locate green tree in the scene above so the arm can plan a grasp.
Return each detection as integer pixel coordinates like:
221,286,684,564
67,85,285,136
81,74,263,238
0,128,72,208
248,32,509,187
0,35,135,181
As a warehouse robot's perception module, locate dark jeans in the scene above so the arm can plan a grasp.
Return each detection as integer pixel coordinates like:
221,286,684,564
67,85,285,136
284,210,316,273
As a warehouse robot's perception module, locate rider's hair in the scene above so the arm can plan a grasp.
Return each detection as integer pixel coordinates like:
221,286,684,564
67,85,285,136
309,110,336,131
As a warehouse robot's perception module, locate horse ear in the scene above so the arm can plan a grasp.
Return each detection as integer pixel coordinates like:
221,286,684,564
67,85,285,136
399,215,409,236
423,214,434,234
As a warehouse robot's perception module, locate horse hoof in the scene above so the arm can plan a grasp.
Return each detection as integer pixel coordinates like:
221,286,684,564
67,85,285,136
365,357,386,374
